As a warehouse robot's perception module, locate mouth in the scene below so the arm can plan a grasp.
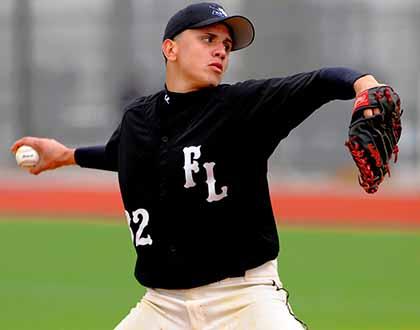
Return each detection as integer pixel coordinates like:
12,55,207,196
209,62,223,73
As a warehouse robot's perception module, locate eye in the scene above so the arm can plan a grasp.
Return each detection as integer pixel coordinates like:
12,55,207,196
224,42,232,53
202,35,214,43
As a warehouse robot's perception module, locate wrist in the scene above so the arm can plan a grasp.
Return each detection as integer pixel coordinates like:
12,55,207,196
353,75,384,95
62,148,76,166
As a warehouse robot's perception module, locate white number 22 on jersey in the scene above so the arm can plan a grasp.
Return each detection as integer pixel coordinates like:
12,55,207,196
124,209,153,246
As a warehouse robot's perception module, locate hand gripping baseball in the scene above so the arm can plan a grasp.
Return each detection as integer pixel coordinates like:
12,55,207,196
10,137,76,175
345,86,402,193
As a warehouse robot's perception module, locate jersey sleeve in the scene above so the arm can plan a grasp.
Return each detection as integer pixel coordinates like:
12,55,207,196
227,67,366,156
74,124,121,171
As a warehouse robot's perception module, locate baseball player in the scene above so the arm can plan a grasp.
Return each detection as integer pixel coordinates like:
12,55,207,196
11,2,400,329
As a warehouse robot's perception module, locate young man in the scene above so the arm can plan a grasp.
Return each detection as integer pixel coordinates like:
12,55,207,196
12,2,388,329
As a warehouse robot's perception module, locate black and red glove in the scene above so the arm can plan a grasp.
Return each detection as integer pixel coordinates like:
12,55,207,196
345,85,402,193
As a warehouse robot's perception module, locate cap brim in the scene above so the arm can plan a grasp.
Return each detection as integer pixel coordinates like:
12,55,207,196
189,15,255,51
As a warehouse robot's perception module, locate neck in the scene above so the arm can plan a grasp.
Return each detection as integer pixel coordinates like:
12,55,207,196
165,64,216,93
165,79,201,93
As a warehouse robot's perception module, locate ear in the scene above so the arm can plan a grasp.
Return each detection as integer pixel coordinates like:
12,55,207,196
162,39,177,62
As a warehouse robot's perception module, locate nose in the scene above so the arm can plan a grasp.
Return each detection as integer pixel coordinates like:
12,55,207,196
213,43,227,60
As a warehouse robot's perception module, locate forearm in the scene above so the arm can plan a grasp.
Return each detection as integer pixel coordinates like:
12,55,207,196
317,67,368,100
75,145,118,171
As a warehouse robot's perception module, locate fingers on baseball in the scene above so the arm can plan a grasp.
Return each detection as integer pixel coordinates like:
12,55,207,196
29,161,47,175
10,136,40,153
29,166,42,175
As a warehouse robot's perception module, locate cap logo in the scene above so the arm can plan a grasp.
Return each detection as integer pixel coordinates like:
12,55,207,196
209,5,228,18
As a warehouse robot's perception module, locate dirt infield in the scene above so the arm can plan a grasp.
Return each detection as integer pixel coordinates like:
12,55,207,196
1,178,419,228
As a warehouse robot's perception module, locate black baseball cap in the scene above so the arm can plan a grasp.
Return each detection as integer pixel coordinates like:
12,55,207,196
163,2,255,51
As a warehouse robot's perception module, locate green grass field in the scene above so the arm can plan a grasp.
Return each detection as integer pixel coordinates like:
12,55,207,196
1,217,419,330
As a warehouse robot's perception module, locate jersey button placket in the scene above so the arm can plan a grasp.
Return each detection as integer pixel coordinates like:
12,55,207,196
159,134,169,202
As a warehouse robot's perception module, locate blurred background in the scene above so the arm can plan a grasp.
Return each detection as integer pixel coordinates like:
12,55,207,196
1,2,420,330
1,0,419,184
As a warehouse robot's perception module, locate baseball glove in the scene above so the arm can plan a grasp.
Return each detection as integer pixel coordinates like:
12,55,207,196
345,85,402,194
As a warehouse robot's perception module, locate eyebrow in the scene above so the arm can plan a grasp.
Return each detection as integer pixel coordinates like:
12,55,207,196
205,32,233,46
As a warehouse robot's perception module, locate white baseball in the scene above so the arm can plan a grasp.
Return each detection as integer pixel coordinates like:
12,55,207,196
15,145,40,168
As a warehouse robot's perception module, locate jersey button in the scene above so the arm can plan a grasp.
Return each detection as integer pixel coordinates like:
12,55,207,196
161,136,168,143
169,245,177,255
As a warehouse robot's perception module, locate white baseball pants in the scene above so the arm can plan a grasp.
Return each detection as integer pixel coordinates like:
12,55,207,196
114,259,307,330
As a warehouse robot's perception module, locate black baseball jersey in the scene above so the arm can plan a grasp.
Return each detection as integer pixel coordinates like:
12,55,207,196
75,67,364,289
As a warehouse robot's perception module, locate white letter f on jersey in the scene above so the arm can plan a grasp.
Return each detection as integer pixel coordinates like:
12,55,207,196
183,146,201,188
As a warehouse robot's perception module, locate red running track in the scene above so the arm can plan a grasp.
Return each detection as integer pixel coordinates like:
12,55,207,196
1,185,419,228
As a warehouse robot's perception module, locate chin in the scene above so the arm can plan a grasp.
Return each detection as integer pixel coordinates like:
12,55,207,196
195,80,220,89
208,81,220,87
206,76,223,88
193,73,222,89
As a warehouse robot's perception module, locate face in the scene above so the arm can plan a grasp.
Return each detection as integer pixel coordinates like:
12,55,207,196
165,23,233,90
